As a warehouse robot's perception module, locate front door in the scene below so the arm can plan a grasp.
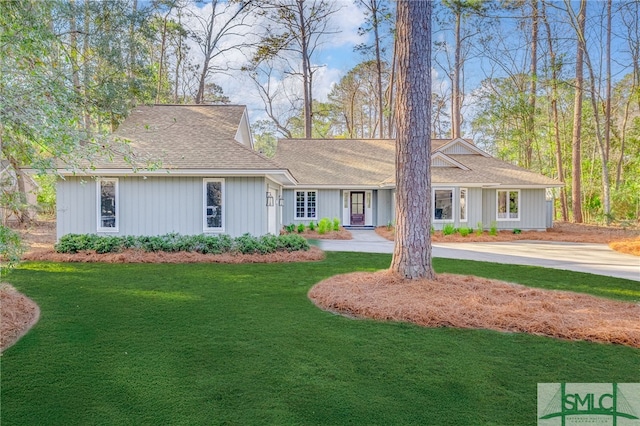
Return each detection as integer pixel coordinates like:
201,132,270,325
350,192,365,226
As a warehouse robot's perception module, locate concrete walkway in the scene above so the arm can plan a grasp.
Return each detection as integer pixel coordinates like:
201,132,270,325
318,230,640,282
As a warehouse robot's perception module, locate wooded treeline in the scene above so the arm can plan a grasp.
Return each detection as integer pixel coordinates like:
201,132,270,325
1,0,639,224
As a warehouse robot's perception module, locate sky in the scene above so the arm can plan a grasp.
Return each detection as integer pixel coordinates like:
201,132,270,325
176,0,382,123
174,0,638,136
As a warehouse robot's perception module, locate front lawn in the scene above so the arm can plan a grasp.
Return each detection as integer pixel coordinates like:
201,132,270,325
2,253,639,425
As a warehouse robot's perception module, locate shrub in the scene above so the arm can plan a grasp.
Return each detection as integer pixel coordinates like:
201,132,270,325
258,234,279,254
442,223,456,236
138,236,170,252
475,222,484,236
198,234,233,254
122,235,139,249
308,221,316,231
490,221,498,236
234,233,261,254
317,218,331,235
93,236,124,254
297,224,306,233
284,224,296,233
513,229,522,234
332,218,340,231
55,234,100,253
276,234,310,252
54,232,309,256
458,227,471,237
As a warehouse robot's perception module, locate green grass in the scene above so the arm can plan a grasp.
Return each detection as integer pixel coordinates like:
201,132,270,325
2,253,639,425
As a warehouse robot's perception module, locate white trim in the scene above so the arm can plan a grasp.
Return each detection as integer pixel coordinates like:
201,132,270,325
431,152,471,170
294,189,317,220
203,178,225,232
437,138,491,157
97,178,119,232
235,107,255,149
267,184,279,235
57,168,297,184
433,187,455,222
284,184,381,190
459,188,468,223
483,184,564,189
496,189,520,221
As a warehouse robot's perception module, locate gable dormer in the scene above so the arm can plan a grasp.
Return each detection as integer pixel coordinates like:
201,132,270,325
438,138,490,157
431,152,470,170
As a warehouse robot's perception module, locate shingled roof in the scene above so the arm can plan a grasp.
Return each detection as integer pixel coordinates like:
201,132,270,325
82,104,288,173
274,138,562,188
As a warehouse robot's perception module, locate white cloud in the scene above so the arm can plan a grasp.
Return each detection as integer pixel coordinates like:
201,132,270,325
169,1,369,125
323,0,367,47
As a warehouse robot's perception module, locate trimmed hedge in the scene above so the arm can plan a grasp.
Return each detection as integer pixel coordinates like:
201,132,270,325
55,232,310,255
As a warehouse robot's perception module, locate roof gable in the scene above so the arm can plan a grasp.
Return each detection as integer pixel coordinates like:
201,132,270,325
437,138,490,157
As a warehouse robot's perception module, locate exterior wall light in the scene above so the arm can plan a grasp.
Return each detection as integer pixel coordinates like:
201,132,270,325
266,192,275,206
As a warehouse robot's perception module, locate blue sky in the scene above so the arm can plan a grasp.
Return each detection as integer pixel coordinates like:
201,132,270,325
179,0,637,135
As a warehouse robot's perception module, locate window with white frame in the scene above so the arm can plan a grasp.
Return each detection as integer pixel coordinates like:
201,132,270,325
497,190,520,220
433,189,453,221
459,188,467,222
203,178,224,231
295,190,317,219
97,178,118,231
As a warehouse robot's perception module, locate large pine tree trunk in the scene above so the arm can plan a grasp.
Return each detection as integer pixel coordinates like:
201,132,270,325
390,0,435,280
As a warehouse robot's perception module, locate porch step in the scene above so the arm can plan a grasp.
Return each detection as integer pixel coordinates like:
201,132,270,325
344,226,375,230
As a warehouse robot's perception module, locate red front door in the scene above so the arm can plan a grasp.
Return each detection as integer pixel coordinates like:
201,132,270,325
350,192,365,226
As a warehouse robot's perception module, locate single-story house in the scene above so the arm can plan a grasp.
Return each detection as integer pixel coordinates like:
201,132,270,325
55,104,296,240
273,138,563,231
53,104,562,240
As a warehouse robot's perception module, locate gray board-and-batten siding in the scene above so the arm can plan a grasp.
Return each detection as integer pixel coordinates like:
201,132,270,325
56,176,273,239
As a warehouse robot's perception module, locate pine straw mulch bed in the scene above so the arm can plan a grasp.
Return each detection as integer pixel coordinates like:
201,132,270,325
282,228,352,240
22,246,325,264
309,271,640,349
0,284,40,353
375,222,640,256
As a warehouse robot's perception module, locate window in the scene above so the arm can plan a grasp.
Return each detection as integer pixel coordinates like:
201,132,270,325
433,189,453,221
97,178,118,232
295,190,317,219
203,179,225,231
497,190,519,220
459,188,467,222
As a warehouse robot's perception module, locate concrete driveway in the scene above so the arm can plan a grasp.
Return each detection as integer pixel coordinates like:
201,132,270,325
318,230,640,282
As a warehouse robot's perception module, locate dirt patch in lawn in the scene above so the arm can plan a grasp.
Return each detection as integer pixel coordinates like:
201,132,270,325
309,271,640,348
376,221,640,256
0,284,40,353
